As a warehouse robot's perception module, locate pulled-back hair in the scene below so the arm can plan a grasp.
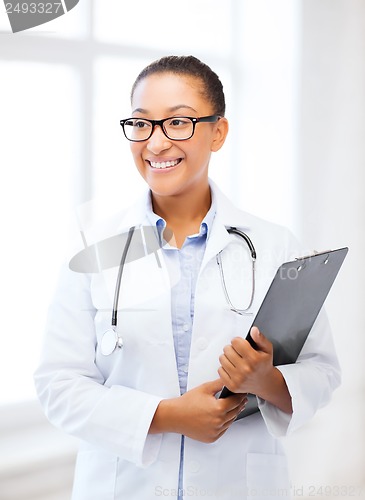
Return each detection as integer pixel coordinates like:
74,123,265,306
131,55,226,116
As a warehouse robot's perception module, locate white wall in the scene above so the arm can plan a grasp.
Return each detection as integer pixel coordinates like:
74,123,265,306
285,0,365,496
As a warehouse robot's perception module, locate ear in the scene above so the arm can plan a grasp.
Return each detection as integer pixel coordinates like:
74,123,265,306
211,117,229,152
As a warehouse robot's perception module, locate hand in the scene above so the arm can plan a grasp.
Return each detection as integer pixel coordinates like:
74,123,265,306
218,327,293,413
218,326,274,395
149,379,248,443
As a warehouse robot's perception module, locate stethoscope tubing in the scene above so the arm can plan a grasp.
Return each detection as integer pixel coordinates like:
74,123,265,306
226,227,256,259
111,226,135,327
102,225,256,355
217,227,256,315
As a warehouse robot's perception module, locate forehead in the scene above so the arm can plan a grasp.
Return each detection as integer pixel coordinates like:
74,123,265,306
131,73,210,115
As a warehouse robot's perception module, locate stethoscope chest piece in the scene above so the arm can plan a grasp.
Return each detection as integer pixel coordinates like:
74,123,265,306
100,327,123,356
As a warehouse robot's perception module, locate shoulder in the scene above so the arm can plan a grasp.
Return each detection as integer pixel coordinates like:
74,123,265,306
237,209,302,264
69,189,150,252
62,189,151,279
210,180,303,262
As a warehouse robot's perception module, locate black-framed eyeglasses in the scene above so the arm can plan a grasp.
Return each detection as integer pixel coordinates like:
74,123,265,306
119,115,221,142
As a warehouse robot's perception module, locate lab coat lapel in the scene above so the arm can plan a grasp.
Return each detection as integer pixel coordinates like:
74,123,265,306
200,180,252,273
200,211,230,272
116,188,151,233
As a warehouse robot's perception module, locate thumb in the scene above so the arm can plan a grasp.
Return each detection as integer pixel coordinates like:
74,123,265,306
250,326,272,354
203,378,224,395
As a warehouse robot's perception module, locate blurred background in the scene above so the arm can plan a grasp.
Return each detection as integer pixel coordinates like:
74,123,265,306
0,0,364,499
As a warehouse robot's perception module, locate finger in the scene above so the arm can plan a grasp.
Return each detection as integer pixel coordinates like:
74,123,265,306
232,393,248,408
226,398,247,417
219,349,245,379
216,427,229,440
213,397,248,441
223,344,242,359
222,345,243,367
216,411,243,439
219,351,237,370
219,402,246,432
250,326,272,354
220,393,247,413
226,405,246,424
230,337,249,357
203,378,224,395
219,413,238,433
218,365,231,384
217,364,242,392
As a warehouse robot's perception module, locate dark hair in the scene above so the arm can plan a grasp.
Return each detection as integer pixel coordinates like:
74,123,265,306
131,55,226,116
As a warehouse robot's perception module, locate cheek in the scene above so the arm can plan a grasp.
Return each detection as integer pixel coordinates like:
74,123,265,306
187,143,210,167
130,144,144,165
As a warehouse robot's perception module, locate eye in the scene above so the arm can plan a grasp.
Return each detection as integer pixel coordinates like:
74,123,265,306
134,119,150,129
167,117,189,127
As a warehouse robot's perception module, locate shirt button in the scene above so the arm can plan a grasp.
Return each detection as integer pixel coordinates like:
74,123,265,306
182,323,189,332
196,337,208,350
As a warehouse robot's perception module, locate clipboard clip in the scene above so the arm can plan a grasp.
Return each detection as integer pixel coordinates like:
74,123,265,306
295,249,332,266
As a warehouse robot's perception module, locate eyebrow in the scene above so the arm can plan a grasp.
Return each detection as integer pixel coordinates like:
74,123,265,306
132,104,198,115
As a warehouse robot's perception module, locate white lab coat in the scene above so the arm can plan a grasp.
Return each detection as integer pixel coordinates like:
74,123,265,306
34,180,341,500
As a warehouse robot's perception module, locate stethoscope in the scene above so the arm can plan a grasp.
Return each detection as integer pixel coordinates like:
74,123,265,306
100,225,257,356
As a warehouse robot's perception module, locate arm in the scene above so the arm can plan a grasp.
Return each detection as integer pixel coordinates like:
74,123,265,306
34,265,163,467
276,308,341,434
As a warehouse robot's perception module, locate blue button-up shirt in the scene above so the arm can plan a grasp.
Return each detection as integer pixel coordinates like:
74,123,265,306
146,193,216,500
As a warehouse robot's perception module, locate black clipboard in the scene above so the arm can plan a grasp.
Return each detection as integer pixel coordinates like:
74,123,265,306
219,247,348,419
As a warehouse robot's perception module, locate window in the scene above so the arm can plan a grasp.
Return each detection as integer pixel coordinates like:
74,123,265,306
0,0,299,404
0,62,79,403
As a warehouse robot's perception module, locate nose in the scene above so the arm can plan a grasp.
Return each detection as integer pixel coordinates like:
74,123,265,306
146,125,171,154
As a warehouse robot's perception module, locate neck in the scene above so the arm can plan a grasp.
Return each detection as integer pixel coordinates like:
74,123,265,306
152,187,211,223
151,183,211,247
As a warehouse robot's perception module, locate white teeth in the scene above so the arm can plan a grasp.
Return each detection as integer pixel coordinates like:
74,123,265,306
150,160,179,169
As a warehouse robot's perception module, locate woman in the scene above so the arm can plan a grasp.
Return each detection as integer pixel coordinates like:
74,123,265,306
34,55,341,499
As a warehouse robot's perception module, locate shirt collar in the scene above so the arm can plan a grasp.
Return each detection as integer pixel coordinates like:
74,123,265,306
145,190,217,245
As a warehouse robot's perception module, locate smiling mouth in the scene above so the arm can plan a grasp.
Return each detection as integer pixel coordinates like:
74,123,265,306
148,159,182,169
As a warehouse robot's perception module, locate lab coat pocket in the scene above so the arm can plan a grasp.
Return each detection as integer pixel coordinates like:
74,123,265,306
71,450,118,500
246,452,291,500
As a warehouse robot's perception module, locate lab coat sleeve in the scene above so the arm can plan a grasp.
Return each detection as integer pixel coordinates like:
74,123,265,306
34,264,163,467
256,228,342,437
